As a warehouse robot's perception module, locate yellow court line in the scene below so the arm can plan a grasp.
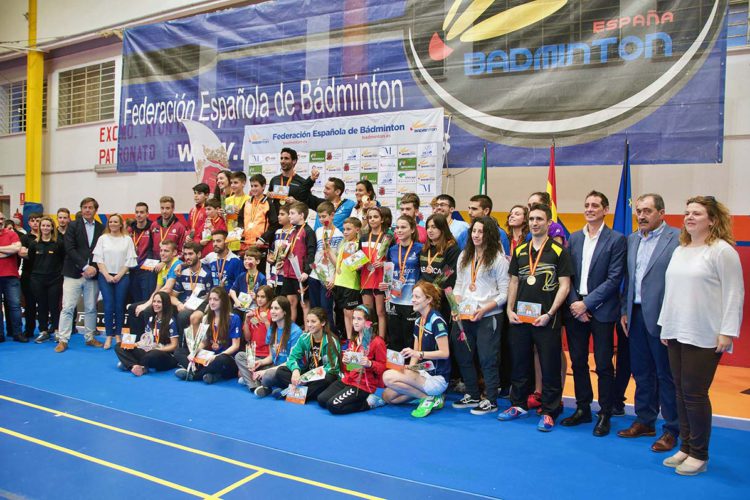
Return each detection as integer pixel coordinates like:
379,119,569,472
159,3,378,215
0,426,210,499
207,470,265,499
0,394,384,500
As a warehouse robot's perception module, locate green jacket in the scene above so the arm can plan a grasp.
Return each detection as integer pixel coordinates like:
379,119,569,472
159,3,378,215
285,332,341,375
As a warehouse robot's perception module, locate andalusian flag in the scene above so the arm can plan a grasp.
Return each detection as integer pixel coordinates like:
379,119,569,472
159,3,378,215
478,143,487,195
546,142,559,222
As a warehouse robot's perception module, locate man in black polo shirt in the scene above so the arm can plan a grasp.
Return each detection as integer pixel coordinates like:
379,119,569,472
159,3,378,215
268,147,320,212
498,203,572,432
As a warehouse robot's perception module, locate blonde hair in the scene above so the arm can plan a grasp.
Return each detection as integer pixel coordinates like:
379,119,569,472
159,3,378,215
104,214,126,236
679,196,734,246
39,216,58,242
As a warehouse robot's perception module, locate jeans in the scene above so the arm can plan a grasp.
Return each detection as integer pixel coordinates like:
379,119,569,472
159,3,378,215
0,277,22,338
668,339,722,461
451,314,502,403
629,305,678,436
58,276,100,342
98,273,130,337
308,278,334,327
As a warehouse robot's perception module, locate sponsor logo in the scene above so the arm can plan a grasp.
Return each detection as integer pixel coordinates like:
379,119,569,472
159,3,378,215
403,0,727,144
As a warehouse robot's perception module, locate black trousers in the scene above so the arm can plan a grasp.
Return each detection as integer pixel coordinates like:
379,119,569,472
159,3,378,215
387,303,418,352
613,321,631,411
21,274,36,336
498,312,512,390
317,379,371,414
451,314,502,403
509,323,562,416
565,316,616,414
30,274,62,333
668,339,722,461
127,301,153,338
174,347,238,380
274,365,337,403
114,345,178,371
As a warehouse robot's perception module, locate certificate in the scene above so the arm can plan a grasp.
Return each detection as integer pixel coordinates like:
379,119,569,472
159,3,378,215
140,259,160,271
120,333,137,350
386,349,405,371
286,384,308,405
517,301,542,324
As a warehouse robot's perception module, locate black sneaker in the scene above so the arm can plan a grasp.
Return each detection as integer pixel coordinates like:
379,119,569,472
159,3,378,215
254,386,271,398
203,373,219,384
470,399,499,415
175,368,192,380
452,394,480,409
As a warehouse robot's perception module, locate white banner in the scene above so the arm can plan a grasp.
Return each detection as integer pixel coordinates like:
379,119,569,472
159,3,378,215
243,108,444,217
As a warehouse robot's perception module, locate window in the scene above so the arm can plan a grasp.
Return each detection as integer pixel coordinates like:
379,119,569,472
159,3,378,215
58,60,116,126
0,79,48,136
729,0,749,47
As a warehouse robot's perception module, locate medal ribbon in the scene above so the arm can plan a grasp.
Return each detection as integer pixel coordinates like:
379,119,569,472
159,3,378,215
158,220,174,244
311,334,322,368
426,247,440,269
211,321,220,350
398,241,414,282
528,236,549,281
470,255,482,289
246,272,257,293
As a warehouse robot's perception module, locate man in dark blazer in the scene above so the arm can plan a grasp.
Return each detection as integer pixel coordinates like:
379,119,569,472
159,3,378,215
561,190,626,436
55,198,104,353
617,193,680,452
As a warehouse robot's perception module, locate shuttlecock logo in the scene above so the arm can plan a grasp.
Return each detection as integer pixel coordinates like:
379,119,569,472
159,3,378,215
429,0,568,60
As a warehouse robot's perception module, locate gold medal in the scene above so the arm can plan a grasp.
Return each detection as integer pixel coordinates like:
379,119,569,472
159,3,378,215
426,266,434,274
469,283,477,292
212,342,220,350
527,276,537,286
279,200,286,206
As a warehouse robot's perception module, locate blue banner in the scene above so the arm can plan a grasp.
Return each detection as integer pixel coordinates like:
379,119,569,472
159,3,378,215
118,0,728,171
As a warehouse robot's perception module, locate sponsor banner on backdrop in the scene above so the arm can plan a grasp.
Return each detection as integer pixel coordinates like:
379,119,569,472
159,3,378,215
242,108,443,217
118,0,726,172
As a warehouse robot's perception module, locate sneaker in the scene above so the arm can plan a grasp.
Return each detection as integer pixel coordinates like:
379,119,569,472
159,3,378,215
203,373,219,384
537,414,555,432
498,406,529,421
366,394,386,409
411,396,438,418
470,399,498,415
527,391,542,409
271,388,284,399
54,341,68,353
254,386,271,398
117,362,128,371
34,331,50,343
175,368,189,380
238,377,247,386
452,394,480,409
432,394,445,410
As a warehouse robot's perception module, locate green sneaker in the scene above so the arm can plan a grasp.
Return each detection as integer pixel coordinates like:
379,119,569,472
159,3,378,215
433,395,445,410
411,396,436,418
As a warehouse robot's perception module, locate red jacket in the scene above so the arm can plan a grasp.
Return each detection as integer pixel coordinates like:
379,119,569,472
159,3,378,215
150,216,187,256
341,335,387,393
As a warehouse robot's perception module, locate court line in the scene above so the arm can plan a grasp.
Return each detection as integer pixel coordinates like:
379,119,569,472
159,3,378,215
0,426,210,498
0,394,383,500
207,471,265,499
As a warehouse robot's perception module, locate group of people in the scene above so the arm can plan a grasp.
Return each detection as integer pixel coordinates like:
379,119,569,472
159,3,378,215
0,147,743,478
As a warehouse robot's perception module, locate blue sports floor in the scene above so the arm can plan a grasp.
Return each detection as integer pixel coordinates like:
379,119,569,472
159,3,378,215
0,335,748,499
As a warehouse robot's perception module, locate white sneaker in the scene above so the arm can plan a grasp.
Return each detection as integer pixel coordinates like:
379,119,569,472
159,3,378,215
470,399,498,415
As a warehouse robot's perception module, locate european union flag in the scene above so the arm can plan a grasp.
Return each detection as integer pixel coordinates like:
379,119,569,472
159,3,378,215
613,140,633,235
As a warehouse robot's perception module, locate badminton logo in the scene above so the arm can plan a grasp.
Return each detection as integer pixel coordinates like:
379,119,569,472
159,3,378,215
404,0,728,144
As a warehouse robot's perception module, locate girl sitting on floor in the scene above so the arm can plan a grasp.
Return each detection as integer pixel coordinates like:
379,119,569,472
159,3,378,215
235,285,273,390
318,305,388,414
267,307,341,403
253,296,303,397
115,291,178,376
175,287,241,384
382,281,451,418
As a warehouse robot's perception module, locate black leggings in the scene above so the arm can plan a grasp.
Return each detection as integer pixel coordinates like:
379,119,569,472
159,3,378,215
30,274,62,333
317,379,371,414
174,347,238,381
274,365,338,403
114,345,178,371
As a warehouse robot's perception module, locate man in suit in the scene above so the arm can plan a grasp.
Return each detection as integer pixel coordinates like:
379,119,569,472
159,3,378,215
561,190,626,436
617,193,680,452
55,198,105,353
